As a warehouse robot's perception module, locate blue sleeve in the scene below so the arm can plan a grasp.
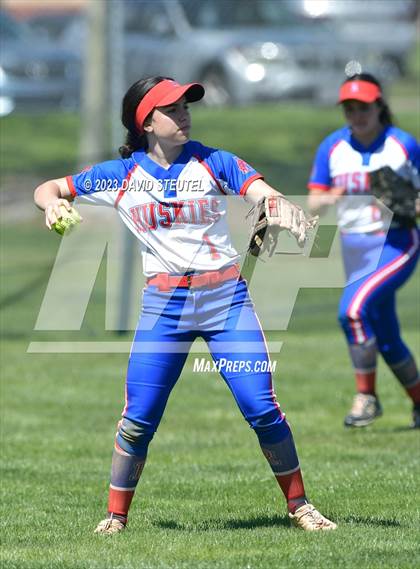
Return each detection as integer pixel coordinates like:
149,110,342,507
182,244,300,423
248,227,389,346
67,158,134,201
202,146,263,196
308,136,337,192
410,141,420,171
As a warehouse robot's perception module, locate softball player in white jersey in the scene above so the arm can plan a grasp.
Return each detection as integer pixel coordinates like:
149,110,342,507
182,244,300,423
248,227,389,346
308,73,420,429
34,76,336,533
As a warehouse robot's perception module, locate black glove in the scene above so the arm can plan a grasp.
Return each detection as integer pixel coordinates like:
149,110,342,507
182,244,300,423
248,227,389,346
369,166,418,227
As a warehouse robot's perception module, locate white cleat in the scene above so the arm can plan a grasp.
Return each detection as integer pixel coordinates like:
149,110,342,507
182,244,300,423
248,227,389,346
94,517,126,535
344,393,383,427
289,503,337,531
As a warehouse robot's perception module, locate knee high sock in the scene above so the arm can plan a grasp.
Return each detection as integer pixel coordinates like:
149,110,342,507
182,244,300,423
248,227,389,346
348,339,377,395
107,441,146,522
389,355,420,405
275,468,307,514
259,426,307,513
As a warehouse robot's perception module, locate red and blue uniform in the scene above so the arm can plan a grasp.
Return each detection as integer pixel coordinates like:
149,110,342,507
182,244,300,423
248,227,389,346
68,140,302,518
309,125,419,367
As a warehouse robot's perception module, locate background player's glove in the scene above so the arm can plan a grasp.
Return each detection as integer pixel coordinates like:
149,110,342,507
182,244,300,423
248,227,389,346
369,166,418,227
247,195,318,257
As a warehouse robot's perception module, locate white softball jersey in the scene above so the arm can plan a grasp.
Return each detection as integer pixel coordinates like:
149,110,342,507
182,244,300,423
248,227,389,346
67,140,262,276
308,126,420,233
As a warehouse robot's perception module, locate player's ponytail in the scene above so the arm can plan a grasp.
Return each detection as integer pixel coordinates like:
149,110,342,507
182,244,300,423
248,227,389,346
119,131,147,159
343,73,394,126
119,75,172,158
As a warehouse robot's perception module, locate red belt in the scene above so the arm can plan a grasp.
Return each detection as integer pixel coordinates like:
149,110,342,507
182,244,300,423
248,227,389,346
147,264,241,292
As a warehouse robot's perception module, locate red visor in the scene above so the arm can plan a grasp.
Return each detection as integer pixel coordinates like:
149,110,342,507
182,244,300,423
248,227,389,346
338,80,382,104
135,79,205,132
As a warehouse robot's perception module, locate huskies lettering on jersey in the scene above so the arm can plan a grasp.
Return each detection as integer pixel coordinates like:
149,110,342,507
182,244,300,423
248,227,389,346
129,197,221,233
332,172,369,194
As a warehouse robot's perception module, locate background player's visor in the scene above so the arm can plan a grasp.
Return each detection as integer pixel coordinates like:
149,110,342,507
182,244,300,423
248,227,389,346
338,80,382,104
135,80,205,132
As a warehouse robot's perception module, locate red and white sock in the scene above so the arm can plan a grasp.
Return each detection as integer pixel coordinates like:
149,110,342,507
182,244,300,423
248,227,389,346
275,468,307,513
390,356,420,405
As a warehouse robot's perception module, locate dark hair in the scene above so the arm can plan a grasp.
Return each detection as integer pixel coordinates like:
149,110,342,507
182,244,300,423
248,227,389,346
119,76,172,158
342,73,394,126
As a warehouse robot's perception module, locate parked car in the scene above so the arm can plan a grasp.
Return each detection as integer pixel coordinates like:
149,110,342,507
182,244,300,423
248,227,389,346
122,0,399,105
27,1,373,106
123,0,325,105
26,1,320,105
24,10,81,43
285,0,418,77
0,10,80,115
22,0,404,110
286,0,418,21
124,0,401,104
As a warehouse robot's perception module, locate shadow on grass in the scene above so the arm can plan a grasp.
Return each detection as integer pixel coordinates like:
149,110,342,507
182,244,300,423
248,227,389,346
156,514,402,532
340,515,401,527
155,514,291,531
385,426,418,433
343,424,417,435
0,330,31,340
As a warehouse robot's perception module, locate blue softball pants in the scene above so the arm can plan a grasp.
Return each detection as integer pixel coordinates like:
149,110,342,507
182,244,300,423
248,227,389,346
338,227,419,363
119,276,288,456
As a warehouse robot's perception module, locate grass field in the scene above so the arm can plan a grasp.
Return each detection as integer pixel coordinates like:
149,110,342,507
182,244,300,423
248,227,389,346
1,219,419,569
1,92,418,184
1,97,419,568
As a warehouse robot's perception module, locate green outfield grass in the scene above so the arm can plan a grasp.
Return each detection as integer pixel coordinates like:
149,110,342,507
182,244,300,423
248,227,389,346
1,215,419,569
1,97,418,186
1,36,418,184
1,92,419,568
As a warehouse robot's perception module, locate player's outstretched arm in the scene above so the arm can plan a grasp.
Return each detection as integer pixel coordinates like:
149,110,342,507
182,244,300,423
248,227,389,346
34,177,74,229
307,187,344,216
244,178,283,204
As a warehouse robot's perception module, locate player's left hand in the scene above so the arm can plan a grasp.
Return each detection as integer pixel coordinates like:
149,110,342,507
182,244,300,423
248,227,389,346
248,195,318,257
369,166,418,226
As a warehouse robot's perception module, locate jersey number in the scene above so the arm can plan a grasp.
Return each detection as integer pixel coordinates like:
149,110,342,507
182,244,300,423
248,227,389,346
203,233,221,260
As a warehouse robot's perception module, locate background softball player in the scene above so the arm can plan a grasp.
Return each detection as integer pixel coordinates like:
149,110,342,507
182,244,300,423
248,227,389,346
34,76,336,533
308,73,420,428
